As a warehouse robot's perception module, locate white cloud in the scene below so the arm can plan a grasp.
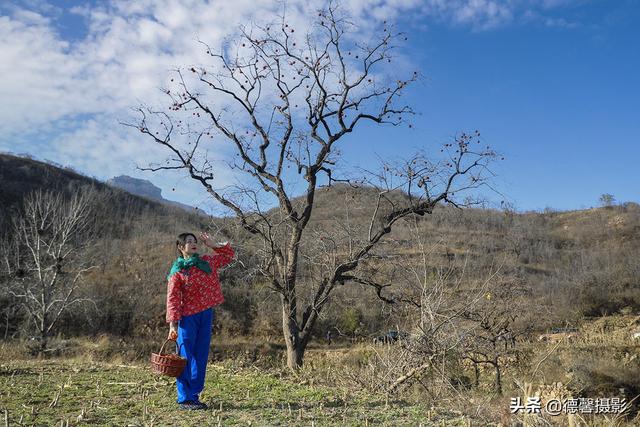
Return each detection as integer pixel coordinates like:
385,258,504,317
522,7,580,28
0,0,583,210
11,8,51,25
0,0,423,143
541,0,576,9
413,0,586,30
454,0,514,29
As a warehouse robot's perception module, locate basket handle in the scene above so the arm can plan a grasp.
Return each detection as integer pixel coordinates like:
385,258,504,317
159,339,182,355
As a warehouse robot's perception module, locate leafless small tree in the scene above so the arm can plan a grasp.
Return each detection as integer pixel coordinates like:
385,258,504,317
460,280,532,395
127,2,499,369
340,217,500,398
0,187,99,354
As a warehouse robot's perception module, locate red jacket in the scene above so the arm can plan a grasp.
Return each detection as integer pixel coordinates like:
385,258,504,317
166,243,234,322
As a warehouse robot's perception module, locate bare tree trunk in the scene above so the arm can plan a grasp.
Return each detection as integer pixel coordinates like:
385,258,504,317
281,297,308,370
284,339,305,370
473,362,480,387
493,358,502,395
38,308,48,356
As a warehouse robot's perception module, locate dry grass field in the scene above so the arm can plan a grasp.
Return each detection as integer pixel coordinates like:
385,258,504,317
0,356,477,426
1,314,638,426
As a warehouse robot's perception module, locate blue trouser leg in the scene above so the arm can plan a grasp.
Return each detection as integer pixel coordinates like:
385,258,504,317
176,308,214,403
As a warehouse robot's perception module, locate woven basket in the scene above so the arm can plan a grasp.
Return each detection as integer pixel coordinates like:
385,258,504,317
150,339,187,377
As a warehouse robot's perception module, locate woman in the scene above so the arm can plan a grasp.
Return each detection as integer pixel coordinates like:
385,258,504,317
166,231,234,410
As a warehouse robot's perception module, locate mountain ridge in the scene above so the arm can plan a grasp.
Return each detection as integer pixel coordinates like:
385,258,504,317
106,174,199,213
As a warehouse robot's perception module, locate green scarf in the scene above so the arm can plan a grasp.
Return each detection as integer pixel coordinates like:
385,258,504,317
167,253,212,280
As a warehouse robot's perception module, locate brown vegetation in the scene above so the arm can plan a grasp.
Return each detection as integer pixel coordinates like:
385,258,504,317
1,153,639,423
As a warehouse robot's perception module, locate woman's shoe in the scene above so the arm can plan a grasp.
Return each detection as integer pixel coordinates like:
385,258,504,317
179,401,203,410
193,401,209,410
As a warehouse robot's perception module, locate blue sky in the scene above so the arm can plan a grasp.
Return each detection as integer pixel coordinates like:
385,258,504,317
1,0,638,213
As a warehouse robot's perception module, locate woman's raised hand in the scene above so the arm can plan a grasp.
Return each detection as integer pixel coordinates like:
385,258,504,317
199,231,214,248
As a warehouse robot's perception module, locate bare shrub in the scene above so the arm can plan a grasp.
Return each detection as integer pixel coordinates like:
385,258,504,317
0,186,100,354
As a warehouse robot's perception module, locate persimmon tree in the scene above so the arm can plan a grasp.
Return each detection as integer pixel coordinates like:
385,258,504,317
127,3,498,369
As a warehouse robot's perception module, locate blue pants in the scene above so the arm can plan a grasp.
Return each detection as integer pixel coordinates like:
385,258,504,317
176,308,214,403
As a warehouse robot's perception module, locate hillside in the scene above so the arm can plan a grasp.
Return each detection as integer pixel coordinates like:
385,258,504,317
0,154,639,341
1,154,640,424
0,153,210,235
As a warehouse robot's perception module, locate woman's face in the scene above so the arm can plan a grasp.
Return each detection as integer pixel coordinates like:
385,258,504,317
180,235,198,257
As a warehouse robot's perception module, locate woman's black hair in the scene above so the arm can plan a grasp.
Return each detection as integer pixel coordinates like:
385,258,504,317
176,233,197,258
